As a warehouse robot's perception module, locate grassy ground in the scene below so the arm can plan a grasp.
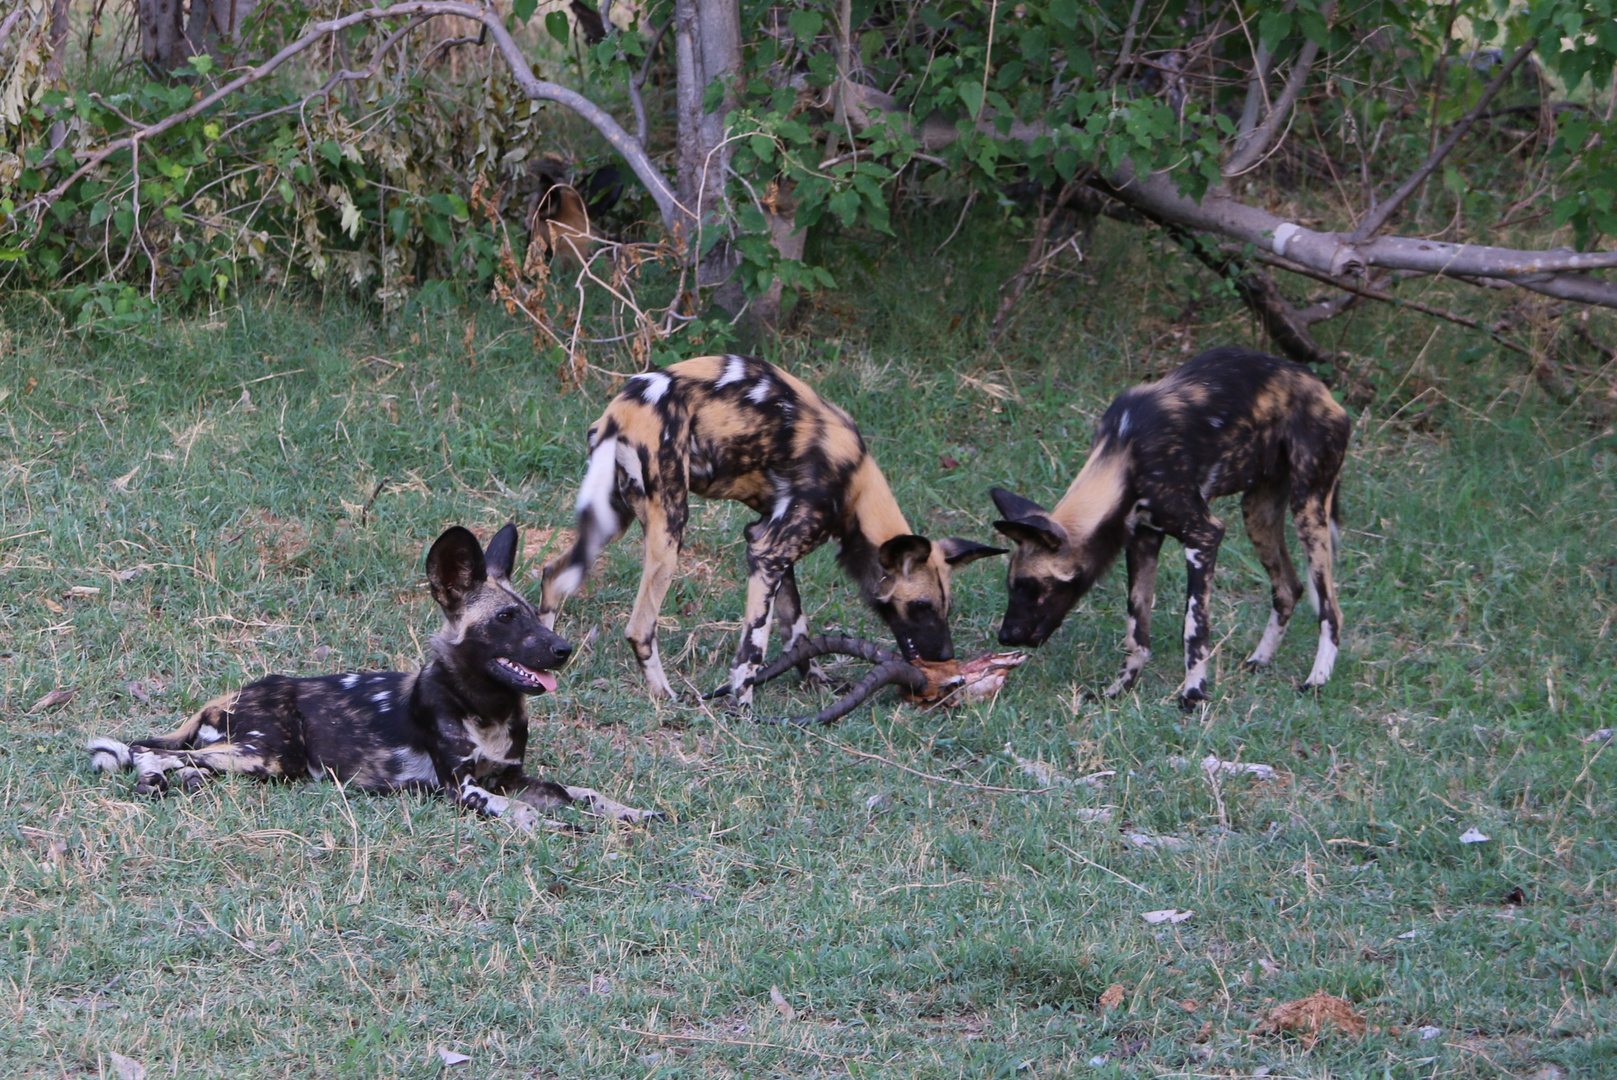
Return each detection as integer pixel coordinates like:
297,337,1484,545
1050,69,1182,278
2,216,1615,1078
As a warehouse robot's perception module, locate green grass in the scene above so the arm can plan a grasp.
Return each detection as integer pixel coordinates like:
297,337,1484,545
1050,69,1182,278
2,216,1615,1078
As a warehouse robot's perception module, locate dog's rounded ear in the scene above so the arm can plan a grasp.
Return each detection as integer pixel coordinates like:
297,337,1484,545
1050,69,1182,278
936,537,1009,567
993,516,1067,552
878,534,934,578
990,487,1049,521
484,523,520,581
426,526,488,614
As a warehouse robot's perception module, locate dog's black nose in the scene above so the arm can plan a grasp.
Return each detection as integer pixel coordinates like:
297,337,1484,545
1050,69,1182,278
552,642,573,661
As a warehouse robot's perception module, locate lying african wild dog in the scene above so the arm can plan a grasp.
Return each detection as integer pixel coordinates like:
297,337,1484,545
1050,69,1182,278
87,524,657,826
991,346,1350,708
540,354,1005,704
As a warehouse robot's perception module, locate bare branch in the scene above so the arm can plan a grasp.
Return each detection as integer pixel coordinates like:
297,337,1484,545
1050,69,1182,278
1348,38,1537,243
1223,3,1334,178
1108,0,1148,88
1238,246,1531,355
0,8,28,57
629,18,670,150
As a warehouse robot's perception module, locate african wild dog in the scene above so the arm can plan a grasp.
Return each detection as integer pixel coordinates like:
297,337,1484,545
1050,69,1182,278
991,347,1350,708
88,525,657,826
539,354,1005,704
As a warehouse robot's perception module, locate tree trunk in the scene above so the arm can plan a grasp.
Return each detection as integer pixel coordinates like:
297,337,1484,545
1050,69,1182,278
672,0,738,250
139,0,190,73
186,0,255,60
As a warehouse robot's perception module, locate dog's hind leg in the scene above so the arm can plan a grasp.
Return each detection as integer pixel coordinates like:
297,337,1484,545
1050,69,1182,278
127,740,276,795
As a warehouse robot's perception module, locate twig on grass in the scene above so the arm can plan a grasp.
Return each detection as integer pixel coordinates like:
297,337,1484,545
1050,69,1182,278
1050,839,1153,895
797,724,1074,795
614,1025,862,1063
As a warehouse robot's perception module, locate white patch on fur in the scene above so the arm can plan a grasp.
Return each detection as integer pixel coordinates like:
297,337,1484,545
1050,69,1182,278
1306,619,1338,686
1118,410,1131,437
771,493,792,521
634,371,671,404
748,378,772,403
87,737,131,772
463,720,516,765
729,662,757,707
1209,415,1223,428
1200,465,1221,499
640,640,675,699
716,355,748,387
1305,573,1320,614
1245,610,1287,667
372,692,390,706
1183,596,1200,642
550,564,584,598
1181,655,1209,698
196,724,222,744
394,747,438,785
1185,547,1205,570
788,613,809,645
342,674,359,688
614,439,644,490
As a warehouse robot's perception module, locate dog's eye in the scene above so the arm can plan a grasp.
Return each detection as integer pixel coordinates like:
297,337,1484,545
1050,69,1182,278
496,609,516,623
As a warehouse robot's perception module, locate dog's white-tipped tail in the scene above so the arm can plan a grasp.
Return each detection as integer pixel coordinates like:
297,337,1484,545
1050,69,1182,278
87,736,132,773
548,437,626,604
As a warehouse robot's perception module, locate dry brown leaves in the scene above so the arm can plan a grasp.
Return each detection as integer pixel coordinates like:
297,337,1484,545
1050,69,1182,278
1253,991,1367,1048
1098,983,1126,1011
30,687,76,711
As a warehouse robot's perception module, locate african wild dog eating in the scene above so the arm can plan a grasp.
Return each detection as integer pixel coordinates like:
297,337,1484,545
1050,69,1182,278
991,347,1350,708
88,525,657,826
540,354,1005,704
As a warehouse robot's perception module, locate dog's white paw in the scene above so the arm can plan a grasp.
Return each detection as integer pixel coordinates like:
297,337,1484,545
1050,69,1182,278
505,802,541,832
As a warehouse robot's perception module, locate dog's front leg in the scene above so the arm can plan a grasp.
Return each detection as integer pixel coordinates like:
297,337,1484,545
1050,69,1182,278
513,776,663,824
454,774,542,830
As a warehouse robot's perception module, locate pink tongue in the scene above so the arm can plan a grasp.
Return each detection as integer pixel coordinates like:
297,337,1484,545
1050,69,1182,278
535,670,557,693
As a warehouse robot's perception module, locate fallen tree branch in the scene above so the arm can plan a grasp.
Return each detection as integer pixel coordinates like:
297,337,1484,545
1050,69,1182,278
21,2,682,233
1098,163,1617,307
1349,38,1537,243
839,80,1617,307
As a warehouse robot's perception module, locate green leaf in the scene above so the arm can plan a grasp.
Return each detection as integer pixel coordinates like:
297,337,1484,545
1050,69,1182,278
513,0,536,23
828,188,860,226
1258,8,1291,49
1050,0,1078,30
187,54,216,76
750,134,775,162
546,10,571,44
788,10,824,40
703,77,727,113
958,80,985,119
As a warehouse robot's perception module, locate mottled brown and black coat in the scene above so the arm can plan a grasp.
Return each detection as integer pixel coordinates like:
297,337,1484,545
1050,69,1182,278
540,354,1002,702
992,347,1351,707
88,525,656,825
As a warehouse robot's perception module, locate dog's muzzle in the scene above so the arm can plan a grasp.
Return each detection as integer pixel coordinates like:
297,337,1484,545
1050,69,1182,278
495,658,558,692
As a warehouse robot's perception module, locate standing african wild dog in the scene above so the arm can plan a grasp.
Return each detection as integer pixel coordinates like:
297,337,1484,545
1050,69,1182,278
540,354,1005,703
991,347,1350,708
87,525,657,826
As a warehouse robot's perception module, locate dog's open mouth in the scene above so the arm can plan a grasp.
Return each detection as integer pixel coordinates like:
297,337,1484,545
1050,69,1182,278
495,657,558,693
